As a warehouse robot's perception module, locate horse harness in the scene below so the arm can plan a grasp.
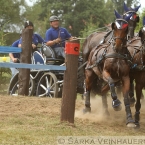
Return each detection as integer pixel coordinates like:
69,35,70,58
128,37,145,71
86,30,131,70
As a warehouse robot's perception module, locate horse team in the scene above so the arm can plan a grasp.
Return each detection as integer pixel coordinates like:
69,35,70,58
82,2,144,128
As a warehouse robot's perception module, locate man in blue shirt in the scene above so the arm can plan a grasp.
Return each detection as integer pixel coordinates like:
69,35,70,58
45,16,73,59
18,21,45,52
9,39,20,76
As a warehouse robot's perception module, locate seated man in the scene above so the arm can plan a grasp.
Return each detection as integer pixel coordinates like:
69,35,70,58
45,15,73,59
9,39,20,76
18,21,45,53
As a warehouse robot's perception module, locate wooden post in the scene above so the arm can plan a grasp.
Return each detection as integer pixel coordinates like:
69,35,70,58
18,28,33,95
61,40,80,123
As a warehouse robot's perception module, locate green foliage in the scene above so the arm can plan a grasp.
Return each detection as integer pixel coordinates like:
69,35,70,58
79,17,99,46
135,9,145,32
0,68,11,94
0,21,10,46
22,2,48,37
30,0,115,37
111,0,140,14
0,0,26,32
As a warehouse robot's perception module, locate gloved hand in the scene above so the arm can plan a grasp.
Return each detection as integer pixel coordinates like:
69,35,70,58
54,37,61,44
72,36,77,39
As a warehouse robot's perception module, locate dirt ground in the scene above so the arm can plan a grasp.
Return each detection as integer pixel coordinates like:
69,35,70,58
1,95,145,130
0,95,145,144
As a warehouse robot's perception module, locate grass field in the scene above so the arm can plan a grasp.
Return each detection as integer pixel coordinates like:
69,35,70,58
0,95,145,145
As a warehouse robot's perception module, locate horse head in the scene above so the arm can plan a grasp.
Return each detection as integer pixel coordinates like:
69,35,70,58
111,10,132,51
138,17,145,54
123,2,140,39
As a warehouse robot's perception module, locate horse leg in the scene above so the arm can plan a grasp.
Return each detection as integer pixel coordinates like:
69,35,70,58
101,84,110,116
101,94,110,116
122,76,135,127
141,91,144,100
134,83,142,128
115,81,122,100
103,71,121,110
83,70,95,113
129,79,136,107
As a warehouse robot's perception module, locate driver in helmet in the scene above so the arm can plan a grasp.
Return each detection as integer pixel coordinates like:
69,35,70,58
45,15,73,59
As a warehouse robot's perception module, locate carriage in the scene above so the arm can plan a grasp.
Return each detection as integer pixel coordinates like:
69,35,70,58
8,44,84,98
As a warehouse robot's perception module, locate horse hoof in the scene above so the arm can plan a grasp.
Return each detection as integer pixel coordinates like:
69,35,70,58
113,105,122,111
112,99,121,108
126,123,136,128
134,125,140,130
83,107,91,114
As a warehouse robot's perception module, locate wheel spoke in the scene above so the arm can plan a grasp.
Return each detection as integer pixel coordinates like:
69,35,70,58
48,93,53,98
50,91,54,94
36,72,58,98
49,76,53,86
49,83,55,89
40,84,47,91
39,92,47,97
45,76,49,88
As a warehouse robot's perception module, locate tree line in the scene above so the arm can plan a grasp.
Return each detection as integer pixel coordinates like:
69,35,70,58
0,0,143,46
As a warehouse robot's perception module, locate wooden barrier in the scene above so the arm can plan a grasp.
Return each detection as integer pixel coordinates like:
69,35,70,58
0,62,66,70
0,46,21,53
61,40,80,124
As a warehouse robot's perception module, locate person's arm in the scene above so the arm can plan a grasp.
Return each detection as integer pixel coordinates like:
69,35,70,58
9,53,18,62
45,30,61,46
18,38,22,48
46,38,61,46
18,36,36,49
36,34,45,44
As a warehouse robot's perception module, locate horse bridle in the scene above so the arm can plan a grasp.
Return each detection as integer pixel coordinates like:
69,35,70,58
112,31,128,50
112,18,128,46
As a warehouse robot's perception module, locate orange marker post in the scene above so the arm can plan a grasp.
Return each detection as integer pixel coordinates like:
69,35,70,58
61,40,80,124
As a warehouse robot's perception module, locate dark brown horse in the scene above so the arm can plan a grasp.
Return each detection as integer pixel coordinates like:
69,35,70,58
82,2,140,65
127,18,145,127
123,2,140,40
122,3,141,104
82,3,140,103
83,11,136,127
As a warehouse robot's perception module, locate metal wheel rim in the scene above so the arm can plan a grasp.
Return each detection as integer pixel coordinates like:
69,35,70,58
36,72,58,97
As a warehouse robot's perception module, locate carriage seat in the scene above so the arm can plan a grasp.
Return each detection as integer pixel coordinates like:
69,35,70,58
41,44,64,65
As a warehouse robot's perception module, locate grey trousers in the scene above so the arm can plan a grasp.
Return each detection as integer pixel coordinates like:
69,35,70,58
53,47,65,59
10,59,19,77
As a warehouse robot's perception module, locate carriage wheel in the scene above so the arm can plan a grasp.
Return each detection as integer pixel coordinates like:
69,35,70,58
10,78,35,96
36,72,58,98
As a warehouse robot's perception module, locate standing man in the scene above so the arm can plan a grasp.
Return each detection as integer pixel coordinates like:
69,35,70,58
45,15,73,59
